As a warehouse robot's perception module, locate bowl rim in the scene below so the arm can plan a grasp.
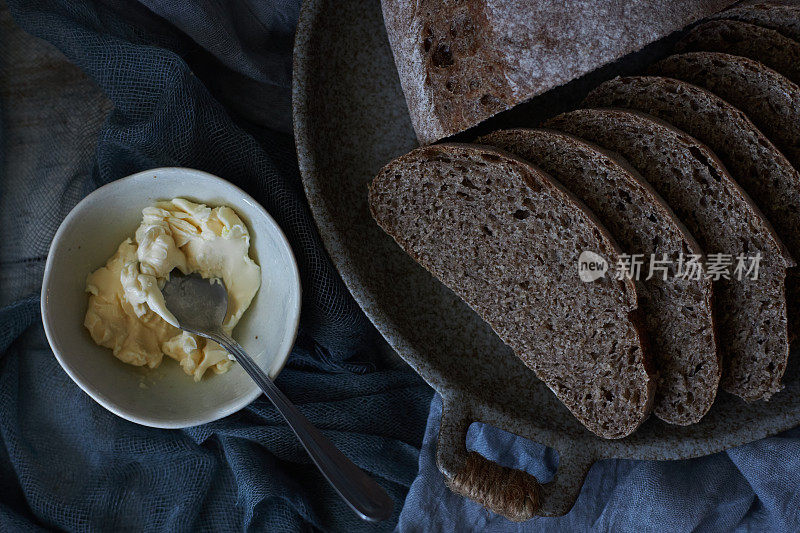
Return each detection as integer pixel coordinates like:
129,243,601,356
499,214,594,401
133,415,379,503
40,167,301,429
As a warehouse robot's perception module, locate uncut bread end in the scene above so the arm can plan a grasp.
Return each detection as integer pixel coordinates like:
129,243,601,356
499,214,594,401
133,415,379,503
369,143,654,438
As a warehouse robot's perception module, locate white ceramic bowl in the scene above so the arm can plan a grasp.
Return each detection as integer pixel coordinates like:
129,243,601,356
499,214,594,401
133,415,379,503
41,168,301,428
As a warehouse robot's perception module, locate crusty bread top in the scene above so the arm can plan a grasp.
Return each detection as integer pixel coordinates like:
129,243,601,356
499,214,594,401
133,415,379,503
381,0,736,144
369,143,654,437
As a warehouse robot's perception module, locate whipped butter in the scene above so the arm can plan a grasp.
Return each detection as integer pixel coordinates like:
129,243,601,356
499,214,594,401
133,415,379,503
85,198,261,381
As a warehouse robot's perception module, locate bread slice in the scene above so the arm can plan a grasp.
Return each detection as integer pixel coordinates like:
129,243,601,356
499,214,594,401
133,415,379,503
380,0,736,144
711,2,800,42
584,76,800,257
478,129,718,425
584,76,800,337
584,76,800,342
544,109,794,402
675,20,800,85
369,143,654,438
650,52,800,170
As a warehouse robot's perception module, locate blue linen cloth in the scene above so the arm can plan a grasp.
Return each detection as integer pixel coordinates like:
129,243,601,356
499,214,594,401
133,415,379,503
2,0,800,532
398,395,800,532
0,0,431,531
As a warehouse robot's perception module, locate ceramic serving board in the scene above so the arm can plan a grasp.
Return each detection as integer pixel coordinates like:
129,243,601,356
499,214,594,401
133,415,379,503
292,0,800,519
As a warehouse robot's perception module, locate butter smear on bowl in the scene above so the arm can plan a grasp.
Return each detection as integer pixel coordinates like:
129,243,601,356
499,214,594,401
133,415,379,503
84,198,261,381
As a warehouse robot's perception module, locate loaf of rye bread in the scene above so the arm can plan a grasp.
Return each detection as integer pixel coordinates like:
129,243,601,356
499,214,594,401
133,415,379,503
711,2,800,41
380,0,736,144
584,76,800,337
478,128,718,425
369,143,654,438
545,109,794,402
675,19,800,85
650,52,800,170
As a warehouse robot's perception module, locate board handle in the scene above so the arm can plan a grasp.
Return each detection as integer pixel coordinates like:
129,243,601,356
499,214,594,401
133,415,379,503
436,399,595,521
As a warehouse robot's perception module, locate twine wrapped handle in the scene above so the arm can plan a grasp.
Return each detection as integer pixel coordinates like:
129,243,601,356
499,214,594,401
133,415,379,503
437,402,542,521
446,451,542,522
438,399,596,519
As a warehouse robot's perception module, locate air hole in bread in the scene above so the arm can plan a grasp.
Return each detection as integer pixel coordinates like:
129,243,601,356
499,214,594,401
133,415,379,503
461,177,479,190
456,191,474,201
431,43,453,67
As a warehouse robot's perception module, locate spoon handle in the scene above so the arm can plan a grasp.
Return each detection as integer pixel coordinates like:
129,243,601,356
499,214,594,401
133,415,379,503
207,331,394,523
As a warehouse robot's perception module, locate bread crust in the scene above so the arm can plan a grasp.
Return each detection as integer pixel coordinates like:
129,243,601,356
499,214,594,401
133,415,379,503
381,0,736,144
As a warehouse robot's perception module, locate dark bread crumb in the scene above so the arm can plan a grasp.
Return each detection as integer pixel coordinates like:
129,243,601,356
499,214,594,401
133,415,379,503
545,109,792,402
478,128,719,425
711,3,800,42
676,20,800,85
369,143,654,438
585,75,800,344
650,51,800,170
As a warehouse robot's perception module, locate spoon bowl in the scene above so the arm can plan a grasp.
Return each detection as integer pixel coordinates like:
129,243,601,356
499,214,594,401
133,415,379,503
162,272,229,332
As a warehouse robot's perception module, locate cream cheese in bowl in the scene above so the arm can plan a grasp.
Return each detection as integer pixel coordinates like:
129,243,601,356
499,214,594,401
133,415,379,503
85,198,261,381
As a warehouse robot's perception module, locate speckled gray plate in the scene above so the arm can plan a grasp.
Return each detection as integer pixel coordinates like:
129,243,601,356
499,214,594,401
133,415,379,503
292,0,800,519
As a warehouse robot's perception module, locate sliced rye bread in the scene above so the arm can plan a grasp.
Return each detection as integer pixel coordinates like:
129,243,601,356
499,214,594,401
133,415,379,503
650,52,800,170
675,20,800,85
584,75,800,339
369,143,654,438
711,2,800,42
478,129,718,425
544,109,794,402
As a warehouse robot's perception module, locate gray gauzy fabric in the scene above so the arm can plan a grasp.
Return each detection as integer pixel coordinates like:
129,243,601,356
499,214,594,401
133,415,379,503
0,0,432,531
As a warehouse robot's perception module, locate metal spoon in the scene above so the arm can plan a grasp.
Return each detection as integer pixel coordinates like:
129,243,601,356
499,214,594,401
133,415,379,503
162,272,394,523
